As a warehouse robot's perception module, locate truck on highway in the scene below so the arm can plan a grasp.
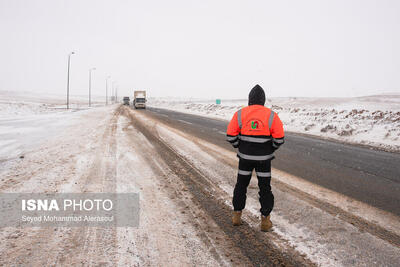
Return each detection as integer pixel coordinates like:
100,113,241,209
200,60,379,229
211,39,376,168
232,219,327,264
123,97,130,105
133,90,146,109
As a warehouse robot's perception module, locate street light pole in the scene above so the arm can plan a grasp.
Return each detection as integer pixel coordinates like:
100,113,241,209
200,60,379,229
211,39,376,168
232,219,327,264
112,81,117,103
106,76,111,105
66,51,75,109
88,68,96,107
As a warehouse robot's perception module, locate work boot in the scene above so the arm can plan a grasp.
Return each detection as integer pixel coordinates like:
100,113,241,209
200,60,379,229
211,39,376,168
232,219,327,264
261,215,272,232
232,211,242,226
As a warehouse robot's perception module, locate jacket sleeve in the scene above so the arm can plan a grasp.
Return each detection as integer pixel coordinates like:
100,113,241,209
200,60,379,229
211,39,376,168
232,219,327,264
226,111,240,148
271,113,285,150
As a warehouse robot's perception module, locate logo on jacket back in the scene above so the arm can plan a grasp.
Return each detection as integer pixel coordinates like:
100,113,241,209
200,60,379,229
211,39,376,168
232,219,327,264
251,121,259,129
246,118,263,131
250,120,263,130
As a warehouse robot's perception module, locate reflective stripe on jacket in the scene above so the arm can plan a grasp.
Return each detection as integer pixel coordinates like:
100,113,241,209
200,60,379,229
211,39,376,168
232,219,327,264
226,105,284,160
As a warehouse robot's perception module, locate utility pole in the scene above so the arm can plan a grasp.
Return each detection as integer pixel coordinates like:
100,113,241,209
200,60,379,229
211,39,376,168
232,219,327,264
88,67,96,107
66,51,75,109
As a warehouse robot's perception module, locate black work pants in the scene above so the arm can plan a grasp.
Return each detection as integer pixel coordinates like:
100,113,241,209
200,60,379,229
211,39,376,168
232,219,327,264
232,159,274,216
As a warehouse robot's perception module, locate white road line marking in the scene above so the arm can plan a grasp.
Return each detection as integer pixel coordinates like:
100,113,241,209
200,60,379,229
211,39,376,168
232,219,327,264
159,114,169,118
218,131,225,135
178,119,193,125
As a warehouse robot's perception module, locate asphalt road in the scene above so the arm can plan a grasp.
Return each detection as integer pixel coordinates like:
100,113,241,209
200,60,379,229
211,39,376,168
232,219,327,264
145,107,400,216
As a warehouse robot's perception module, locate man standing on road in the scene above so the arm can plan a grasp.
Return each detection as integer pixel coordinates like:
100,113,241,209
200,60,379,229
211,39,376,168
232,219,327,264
226,84,285,231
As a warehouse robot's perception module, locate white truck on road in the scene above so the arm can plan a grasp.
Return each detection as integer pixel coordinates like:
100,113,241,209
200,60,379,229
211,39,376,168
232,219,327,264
133,90,146,109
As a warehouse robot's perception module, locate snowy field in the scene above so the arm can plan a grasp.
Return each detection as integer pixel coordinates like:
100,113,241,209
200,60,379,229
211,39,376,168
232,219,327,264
148,94,400,152
0,91,107,162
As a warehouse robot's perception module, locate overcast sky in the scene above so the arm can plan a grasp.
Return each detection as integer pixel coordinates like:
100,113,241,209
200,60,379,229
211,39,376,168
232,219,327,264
0,0,399,99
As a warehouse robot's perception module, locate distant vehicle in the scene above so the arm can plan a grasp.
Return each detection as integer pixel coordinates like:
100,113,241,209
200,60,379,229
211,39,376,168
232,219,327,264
133,90,146,109
123,97,130,105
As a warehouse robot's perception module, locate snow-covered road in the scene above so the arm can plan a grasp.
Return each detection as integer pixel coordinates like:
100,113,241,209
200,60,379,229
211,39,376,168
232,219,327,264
0,105,224,265
0,96,399,266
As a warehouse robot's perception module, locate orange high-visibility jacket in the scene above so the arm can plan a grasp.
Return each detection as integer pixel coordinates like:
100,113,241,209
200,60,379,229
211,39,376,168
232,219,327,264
226,105,284,161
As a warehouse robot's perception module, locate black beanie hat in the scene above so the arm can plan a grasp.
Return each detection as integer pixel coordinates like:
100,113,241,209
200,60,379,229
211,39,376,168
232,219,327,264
248,84,266,106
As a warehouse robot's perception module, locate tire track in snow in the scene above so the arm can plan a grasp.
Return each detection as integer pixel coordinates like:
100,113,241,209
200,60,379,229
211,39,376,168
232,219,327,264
53,108,120,265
